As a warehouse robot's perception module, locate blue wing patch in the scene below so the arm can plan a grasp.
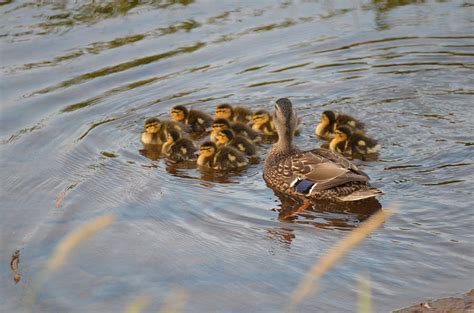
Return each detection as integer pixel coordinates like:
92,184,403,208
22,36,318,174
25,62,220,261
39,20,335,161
293,179,316,194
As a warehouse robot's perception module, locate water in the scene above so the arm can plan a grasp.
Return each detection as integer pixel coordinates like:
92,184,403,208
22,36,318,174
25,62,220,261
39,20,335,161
1,1,473,312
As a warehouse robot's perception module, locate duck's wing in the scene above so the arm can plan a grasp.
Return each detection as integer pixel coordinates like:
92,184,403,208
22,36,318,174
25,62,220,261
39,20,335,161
309,148,368,177
284,149,369,191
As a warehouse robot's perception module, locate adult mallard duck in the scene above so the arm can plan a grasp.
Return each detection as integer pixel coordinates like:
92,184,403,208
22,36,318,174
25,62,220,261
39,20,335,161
141,117,185,145
170,105,213,133
330,125,380,157
161,130,197,162
197,141,248,170
315,110,365,140
215,103,253,123
216,129,259,158
264,98,382,202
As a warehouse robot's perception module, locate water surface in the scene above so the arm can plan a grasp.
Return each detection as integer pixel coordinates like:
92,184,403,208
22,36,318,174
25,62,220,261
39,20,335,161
1,1,473,312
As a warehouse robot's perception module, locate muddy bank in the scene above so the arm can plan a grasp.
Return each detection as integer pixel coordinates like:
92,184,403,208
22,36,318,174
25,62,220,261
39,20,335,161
393,290,474,313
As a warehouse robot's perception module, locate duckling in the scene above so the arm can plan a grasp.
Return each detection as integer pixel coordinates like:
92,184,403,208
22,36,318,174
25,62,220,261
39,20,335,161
330,125,380,156
315,110,365,140
216,129,258,158
161,130,197,162
252,109,303,136
197,141,248,170
215,103,253,123
170,105,213,133
210,118,261,143
141,117,187,145
264,98,383,202
252,110,276,135
141,117,162,145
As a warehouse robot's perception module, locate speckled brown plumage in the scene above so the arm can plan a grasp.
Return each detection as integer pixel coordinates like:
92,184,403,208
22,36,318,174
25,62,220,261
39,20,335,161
264,98,382,202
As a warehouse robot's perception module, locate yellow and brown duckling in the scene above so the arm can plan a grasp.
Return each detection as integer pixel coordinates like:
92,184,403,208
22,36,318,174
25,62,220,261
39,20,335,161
210,118,260,143
161,130,197,162
315,110,365,140
215,103,253,123
197,141,248,171
330,125,380,156
141,117,162,145
216,129,259,158
141,117,187,145
252,110,276,136
170,105,213,133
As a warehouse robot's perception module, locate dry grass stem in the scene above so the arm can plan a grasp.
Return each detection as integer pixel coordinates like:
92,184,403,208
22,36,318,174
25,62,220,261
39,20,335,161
123,295,152,313
10,250,21,284
285,209,394,312
159,287,188,313
55,183,78,208
47,214,115,271
357,273,373,313
25,214,116,311
55,191,67,208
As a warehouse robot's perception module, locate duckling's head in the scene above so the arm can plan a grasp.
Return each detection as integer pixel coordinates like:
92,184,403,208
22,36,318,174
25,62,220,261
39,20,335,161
252,110,271,125
216,129,234,146
322,110,336,124
273,98,297,138
215,103,233,119
171,105,188,122
199,141,217,158
335,125,352,141
166,130,181,144
211,118,231,133
144,117,162,134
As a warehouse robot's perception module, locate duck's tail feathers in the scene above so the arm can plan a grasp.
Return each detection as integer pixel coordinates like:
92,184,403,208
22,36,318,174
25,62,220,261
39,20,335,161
338,188,384,202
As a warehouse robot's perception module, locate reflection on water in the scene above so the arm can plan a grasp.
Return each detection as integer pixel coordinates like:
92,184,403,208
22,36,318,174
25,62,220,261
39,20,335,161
275,193,382,230
1,0,473,312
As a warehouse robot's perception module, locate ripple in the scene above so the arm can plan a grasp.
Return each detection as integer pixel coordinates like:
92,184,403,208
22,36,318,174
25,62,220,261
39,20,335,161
28,42,206,96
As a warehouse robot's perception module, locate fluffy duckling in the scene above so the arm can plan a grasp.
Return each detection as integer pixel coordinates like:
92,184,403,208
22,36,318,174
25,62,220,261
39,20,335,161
216,129,258,158
170,105,213,133
210,118,260,143
141,117,187,145
161,130,197,162
315,110,365,140
197,141,248,170
252,110,276,135
141,117,162,145
330,125,380,156
215,103,253,123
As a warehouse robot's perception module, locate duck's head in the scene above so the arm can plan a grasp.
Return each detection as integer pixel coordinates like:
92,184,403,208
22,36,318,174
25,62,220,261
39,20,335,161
216,129,234,146
171,105,188,122
199,141,217,158
166,130,181,144
211,118,231,133
215,103,233,119
322,110,336,124
252,110,271,126
144,117,162,134
274,98,297,138
335,125,352,141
